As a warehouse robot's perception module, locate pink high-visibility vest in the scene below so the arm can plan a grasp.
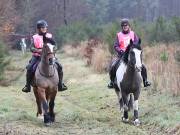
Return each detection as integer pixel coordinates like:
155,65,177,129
117,31,135,51
32,33,52,56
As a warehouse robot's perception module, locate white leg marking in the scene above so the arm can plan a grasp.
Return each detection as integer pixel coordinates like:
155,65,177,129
133,119,141,126
127,94,130,102
133,100,138,110
37,113,44,120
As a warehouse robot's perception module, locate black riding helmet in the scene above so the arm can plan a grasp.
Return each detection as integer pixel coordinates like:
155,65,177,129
37,20,48,29
121,18,130,27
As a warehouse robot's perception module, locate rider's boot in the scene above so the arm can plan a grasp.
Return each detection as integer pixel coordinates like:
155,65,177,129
141,65,151,87
108,81,114,89
58,82,68,91
107,61,117,89
22,70,32,93
56,62,68,92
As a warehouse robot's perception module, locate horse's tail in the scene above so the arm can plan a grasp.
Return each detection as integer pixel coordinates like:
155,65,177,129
128,94,134,111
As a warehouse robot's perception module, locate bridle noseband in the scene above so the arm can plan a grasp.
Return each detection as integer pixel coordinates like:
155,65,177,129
127,62,142,72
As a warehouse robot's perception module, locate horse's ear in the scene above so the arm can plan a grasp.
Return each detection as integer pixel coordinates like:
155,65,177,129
130,39,133,45
53,46,58,52
138,38,141,45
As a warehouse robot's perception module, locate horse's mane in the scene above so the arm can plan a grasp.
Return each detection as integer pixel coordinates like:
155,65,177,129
122,39,142,64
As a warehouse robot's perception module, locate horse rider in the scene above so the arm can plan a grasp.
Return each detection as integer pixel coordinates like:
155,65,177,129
22,20,68,93
108,18,151,89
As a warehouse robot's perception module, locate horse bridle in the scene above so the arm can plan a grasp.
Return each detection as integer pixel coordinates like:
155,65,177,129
127,62,142,72
39,49,56,77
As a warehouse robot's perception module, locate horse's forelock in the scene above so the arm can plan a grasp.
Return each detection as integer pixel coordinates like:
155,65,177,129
122,42,142,64
46,43,54,52
122,44,132,64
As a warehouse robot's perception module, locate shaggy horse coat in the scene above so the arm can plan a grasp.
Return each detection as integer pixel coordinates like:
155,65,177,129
115,39,142,126
33,43,59,126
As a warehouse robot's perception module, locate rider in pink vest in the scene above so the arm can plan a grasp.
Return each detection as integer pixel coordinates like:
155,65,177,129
108,19,151,88
22,20,68,93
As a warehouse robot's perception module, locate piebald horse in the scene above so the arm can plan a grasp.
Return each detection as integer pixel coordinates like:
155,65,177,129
33,43,59,126
115,39,142,126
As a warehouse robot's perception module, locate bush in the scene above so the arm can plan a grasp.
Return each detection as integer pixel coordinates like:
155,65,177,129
160,51,168,62
55,21,103,48
147,17,179,43
131,19,147,42
174,50,180,63
172,17,180,41
103,21,119,54
56,17,180,50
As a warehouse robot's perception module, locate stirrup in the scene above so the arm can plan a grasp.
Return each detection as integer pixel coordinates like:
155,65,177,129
22,85,31,93
144,81,151,87
108,82,114,89
58,83,68,92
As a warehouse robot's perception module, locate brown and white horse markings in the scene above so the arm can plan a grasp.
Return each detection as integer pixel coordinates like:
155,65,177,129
115,39,142,126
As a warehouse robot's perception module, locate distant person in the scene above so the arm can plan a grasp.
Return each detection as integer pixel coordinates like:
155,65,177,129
22,20,67,93
108,19,151,89
20,38,27,54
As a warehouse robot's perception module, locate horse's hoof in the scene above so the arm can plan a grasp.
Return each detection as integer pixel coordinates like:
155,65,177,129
50,117,55,122
122,117,129,123
44,114,52,126
133,119,141,126
44,122,52,127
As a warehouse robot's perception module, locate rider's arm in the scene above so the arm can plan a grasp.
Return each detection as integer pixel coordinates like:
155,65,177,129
45,37,56,46
114,36,124,55
30,38,41,53
43,33,56,45
134,33,139,45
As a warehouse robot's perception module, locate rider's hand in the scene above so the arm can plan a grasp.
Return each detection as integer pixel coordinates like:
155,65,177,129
118,50,124,57
45,33,52,38
37,48,42,52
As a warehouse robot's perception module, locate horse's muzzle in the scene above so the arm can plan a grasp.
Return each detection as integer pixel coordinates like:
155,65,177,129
49,58,56,65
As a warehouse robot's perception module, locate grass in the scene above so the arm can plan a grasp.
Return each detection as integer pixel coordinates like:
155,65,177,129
0,50,179,135
143,43,180,96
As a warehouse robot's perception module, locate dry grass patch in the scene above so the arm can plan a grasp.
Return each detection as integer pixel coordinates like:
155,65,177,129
143,43,180,96
63,39,111,73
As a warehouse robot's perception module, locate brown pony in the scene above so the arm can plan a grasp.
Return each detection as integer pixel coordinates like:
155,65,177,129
33,43,59,126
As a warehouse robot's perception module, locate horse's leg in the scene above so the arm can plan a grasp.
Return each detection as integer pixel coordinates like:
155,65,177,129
49,91,57,122
37,87,51,126
33,87,43,118
115,89,123,111
133,90,141,126
128,94,134,111
122,92,129,122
